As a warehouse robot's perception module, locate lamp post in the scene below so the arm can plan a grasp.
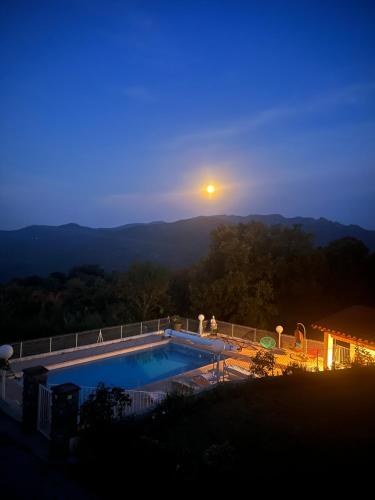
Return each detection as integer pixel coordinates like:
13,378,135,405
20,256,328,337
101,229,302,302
275,325,283,349
198,314,205,336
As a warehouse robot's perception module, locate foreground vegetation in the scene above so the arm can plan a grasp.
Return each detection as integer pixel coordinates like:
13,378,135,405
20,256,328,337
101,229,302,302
1,222,374,342
72,367,375,490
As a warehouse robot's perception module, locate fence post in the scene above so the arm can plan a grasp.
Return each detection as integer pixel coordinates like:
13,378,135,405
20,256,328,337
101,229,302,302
121,325,123,339
75,334,78,349
332,341,336,370
157,319,160,332
22,366,49,433
186,318,189,331
50,383,80,457
20,342,23,359
140,322,143,335
49,337,52,353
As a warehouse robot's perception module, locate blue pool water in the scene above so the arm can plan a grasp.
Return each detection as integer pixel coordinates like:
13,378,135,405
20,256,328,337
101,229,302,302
47,343,215,389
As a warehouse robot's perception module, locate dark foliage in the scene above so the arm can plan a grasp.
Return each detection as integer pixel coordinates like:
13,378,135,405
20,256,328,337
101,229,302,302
249,349,276,376
1,214,375,282
79,383,131,430
72,367,375,491
1,223,374,343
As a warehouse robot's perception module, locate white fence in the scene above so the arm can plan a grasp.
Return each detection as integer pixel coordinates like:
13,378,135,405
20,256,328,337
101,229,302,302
180,317,326,354
36,383,166,439
7,315,328,363
9,318,171,361
79,385,166,418
180,317,354,371
122,390,166,416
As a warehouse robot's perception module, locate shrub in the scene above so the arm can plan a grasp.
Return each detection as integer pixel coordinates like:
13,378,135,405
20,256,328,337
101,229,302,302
79,382,131,429
351,346,375,368
0,359,10,370
249,350,276,377
282,362,307,376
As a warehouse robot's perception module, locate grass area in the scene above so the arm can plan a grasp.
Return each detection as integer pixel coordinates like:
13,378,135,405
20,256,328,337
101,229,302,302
74,367,375,490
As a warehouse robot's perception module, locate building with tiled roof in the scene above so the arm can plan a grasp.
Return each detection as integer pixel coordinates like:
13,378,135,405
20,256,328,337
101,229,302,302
312,306,375,369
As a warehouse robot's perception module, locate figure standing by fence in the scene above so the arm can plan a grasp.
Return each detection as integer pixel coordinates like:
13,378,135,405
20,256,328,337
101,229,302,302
210,316,218,336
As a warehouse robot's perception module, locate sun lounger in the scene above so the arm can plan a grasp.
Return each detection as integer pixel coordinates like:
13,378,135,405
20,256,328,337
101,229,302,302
224,363,251,377
189,375,213,387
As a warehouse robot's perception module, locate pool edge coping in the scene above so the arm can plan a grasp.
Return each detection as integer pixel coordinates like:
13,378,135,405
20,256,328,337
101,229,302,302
45,338,171,371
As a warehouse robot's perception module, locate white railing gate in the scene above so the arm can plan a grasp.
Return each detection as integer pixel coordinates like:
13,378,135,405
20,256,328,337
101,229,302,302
37,384,52,439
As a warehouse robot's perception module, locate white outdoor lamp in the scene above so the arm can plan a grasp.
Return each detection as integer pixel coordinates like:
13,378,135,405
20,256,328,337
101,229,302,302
198,314,205,336
0,345,13,362
275,325,284,349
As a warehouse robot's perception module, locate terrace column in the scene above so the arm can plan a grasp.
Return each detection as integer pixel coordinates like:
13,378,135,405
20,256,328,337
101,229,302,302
323,332,334,370
349,342,356,363
50,382,81,457
22,365,49,432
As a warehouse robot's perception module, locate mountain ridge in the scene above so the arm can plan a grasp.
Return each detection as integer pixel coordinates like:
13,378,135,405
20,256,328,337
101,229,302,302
1,214,374,282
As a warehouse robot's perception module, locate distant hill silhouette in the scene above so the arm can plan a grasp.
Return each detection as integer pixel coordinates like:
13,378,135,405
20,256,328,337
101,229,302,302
1,214,374,281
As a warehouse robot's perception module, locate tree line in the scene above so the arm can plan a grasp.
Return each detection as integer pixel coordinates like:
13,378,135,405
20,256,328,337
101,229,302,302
1,222,374,343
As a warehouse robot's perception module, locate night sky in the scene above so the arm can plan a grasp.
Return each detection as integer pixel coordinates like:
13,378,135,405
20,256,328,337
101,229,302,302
1,0,374,230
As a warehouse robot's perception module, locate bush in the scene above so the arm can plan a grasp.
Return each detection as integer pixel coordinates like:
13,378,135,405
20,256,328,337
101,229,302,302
249,350,276,377
79,382,131,429
351,346,375,368
282,362,307,376
0,359,10,370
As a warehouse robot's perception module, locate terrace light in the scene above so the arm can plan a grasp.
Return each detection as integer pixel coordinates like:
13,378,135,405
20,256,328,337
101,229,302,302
198,314,205,336
275,325,284,349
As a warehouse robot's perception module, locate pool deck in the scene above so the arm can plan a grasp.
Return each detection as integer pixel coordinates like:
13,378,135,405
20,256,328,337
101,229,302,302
151,334,324,392
137,336,258,393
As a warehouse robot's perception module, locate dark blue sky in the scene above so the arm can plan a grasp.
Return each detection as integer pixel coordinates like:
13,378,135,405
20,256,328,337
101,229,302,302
1,0,374,230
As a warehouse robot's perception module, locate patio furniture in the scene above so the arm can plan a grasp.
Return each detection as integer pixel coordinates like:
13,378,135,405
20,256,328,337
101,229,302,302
224,362,251,378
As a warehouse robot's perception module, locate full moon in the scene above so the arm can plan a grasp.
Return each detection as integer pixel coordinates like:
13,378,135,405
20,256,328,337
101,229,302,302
206,184,215,194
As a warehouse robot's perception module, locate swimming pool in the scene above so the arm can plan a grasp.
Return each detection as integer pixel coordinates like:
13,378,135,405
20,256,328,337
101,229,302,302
47,342,215,389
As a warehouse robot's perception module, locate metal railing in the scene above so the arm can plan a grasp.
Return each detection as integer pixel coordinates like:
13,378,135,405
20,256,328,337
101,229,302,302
37,384,52,438
7,314,352,372
180,316,324,352
179,317,266,342
36,383,167,439
8,314,325,362
179,317,354,372
9,317,171,360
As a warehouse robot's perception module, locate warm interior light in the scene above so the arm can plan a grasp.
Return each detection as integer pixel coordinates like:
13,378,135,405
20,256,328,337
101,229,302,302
206,184,215,194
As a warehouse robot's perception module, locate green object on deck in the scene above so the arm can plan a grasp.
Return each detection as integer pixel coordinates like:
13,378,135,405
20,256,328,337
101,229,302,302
260,336,276,349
